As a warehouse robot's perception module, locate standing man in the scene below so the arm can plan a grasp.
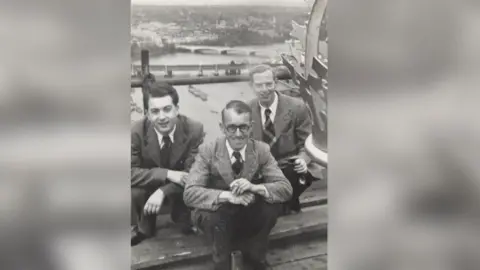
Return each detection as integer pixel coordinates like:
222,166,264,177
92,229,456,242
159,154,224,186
184,100,292,270
131,82,205,246
247,64,321,214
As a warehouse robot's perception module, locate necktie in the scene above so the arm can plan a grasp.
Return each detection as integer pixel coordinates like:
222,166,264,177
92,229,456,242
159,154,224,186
232,151,243,175
263,108,276,146
160,135,172,168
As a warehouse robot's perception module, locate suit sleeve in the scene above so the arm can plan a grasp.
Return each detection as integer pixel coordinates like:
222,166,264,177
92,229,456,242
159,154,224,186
184,124,205,171
183,142,223,211
295,102,313,165
260,145,293,203
131,129,170,189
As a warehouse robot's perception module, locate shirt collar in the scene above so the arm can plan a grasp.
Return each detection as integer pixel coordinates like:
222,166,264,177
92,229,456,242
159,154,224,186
225,139,246,161
155,124,176,143
259,91,278,116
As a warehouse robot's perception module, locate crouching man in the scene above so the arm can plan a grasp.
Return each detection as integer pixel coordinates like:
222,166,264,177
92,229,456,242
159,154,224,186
183,100,292,270
131,82,205,246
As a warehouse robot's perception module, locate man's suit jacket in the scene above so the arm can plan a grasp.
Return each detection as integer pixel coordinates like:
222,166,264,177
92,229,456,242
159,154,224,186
183,137,293,211
248,92,323,178
131,115,205,196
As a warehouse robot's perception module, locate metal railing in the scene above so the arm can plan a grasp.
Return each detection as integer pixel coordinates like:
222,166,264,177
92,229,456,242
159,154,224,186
131,50,290,86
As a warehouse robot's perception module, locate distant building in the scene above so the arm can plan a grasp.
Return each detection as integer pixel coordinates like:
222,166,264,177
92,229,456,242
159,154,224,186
216,20,227,29
256,29,276,38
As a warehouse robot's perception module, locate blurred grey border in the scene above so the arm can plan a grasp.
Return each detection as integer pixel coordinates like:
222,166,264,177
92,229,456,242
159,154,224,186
330,0,480,270
0,0,131,270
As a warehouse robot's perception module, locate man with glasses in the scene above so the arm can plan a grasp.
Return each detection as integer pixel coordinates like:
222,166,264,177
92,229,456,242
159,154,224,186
183,100,292,270
247,64,322,214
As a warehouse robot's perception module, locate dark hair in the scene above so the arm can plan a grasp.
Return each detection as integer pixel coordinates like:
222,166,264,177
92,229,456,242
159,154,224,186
221,100,252,123
143,82,179,112
248,64,276,84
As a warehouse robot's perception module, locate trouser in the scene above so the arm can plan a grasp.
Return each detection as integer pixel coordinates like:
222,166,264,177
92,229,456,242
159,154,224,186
131,187,191,236
193,198,281,270
281,165,313,212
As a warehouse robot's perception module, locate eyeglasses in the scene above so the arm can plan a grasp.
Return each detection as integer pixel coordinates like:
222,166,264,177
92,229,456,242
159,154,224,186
225,124,251,134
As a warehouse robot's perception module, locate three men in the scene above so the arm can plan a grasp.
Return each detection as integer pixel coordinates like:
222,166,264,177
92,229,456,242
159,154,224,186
247,64,320,214
183,100,293,270
131,82,205,246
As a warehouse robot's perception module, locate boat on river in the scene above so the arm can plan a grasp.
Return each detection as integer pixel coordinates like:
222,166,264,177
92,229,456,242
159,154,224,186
187,84,208,101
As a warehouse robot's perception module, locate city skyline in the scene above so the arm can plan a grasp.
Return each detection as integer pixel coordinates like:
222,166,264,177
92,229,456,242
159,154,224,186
131,0,307,7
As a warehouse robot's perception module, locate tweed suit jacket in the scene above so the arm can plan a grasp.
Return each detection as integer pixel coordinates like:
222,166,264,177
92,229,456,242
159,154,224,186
183,137,293,211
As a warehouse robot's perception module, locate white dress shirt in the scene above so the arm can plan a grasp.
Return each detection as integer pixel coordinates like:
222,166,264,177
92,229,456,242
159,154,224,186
225,140,270,197
154,125,176,149
226,140,246,164
259,92,279,127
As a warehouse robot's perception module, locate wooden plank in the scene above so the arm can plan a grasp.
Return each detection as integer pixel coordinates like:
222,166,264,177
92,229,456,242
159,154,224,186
147,234,327,270
267,237,327,268
271,255,327,270
132,205,327,270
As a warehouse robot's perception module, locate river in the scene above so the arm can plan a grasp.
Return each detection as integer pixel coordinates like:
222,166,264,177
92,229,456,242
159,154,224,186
133,43,290,65
131,43,293,143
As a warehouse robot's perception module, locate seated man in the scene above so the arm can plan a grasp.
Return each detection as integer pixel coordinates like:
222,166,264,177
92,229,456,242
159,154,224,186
131,82,205,246
183,100,293,270
247,64,323,214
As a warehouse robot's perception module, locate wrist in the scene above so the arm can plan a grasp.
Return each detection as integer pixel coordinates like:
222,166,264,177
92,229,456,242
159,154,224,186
167,170,180,183
155,188,165,196
218,191,233,203
251,184,264,194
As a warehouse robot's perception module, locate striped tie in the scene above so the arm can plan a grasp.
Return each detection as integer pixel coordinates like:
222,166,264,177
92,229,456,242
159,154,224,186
232,151,243,175
263,109,277,151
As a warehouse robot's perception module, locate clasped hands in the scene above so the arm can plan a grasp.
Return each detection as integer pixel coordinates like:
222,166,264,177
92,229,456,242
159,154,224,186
143,170,188,215
222,178,262,207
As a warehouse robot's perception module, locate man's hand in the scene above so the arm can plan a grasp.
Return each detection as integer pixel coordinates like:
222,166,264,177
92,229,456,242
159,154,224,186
218,191,255,206
144,189,165,215
230,178,254,195
230,192,256,206
167,170,188,186
293,158,308,174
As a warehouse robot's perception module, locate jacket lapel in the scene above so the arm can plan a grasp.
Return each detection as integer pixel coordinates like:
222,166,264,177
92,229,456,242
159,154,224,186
251,102,263,140
273,93,290,135
240,140,258,180
169,119,188,168
214,137,235,186
214,138,259,185
145,121,162,167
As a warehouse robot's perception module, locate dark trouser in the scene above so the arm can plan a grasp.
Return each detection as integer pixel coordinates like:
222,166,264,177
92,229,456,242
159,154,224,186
131,188,191,236
281,165,312,212
193,199,281,270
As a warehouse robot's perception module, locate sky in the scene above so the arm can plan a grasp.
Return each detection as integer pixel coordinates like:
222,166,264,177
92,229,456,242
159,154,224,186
131,0,307,7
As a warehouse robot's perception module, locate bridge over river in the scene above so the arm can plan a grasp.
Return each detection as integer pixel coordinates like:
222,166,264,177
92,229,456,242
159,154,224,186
175,45,274,58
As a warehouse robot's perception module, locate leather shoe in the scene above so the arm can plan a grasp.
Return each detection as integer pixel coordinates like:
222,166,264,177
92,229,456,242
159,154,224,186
131,229,148,246
178,223,196,235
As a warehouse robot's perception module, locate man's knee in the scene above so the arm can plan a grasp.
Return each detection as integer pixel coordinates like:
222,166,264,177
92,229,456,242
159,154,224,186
194,210,223,227
194,206,234,232
258,201,281,221
131,188,148,204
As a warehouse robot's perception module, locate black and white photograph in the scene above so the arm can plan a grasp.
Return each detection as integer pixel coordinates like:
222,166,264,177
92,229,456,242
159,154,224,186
6,1,480,270
130,0,328,269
